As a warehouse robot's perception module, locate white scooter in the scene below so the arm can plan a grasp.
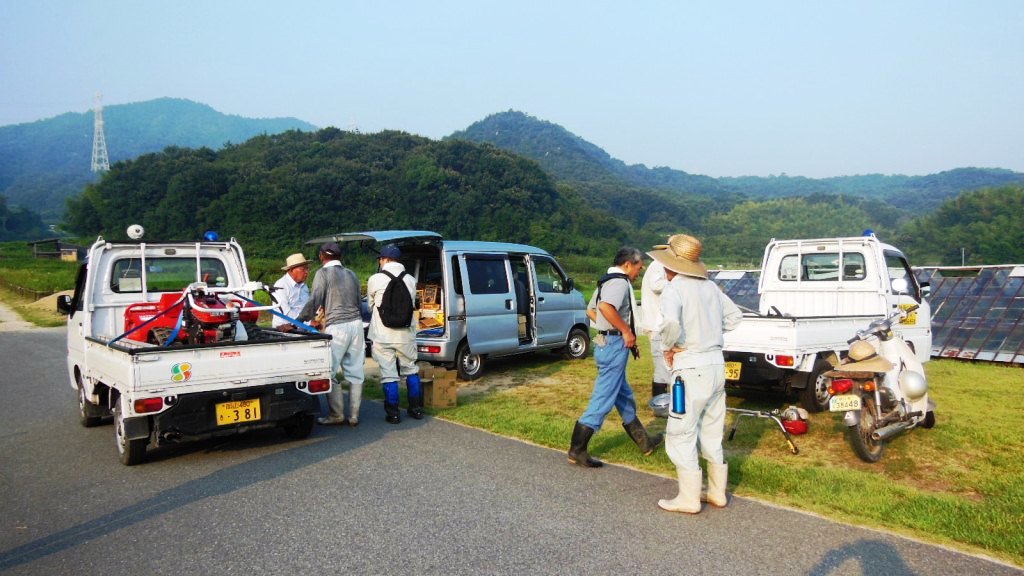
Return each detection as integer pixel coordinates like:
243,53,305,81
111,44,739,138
824,286,936,462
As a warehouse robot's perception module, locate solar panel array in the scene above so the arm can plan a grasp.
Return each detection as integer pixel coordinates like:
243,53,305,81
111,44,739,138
709,266,1024,365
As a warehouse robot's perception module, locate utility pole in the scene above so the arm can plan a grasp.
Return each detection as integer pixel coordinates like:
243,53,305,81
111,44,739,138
91,93,110,173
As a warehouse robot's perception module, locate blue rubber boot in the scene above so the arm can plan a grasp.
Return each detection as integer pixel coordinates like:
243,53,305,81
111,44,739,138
406,374,424,419
383,381,401,424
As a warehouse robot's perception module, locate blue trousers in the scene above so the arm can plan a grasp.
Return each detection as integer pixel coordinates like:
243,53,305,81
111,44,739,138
579,335,637,430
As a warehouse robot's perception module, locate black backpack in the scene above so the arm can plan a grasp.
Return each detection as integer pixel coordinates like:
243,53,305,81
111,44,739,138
378,270,415,328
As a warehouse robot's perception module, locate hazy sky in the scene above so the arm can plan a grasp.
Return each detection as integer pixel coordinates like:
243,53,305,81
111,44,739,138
2,1,1022,178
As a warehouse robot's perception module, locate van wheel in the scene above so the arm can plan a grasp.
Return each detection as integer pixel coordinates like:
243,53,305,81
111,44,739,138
562,328,590,359
114,403,147,466
798,359,832,413
77,375,104,428
455,343,484,380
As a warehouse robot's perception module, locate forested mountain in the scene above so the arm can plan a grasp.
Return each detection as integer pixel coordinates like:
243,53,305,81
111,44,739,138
0,98,316,219
449,111,1024,215
65,129,627,258
893,186,1024,265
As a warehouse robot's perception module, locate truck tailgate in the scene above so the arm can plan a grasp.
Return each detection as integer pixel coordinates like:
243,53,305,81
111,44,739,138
85,337,333,395
724,315,879,355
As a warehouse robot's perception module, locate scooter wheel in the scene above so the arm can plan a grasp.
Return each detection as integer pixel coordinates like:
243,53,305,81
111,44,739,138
921,410,936,429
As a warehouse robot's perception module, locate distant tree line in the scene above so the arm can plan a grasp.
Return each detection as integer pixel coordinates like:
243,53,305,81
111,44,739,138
62,126,1024,267
0,195,48,241
65,129,627,258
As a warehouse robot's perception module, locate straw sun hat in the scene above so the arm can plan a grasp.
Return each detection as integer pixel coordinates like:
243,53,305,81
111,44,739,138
840,340,894,372
647,234,709,279
281,253,313,271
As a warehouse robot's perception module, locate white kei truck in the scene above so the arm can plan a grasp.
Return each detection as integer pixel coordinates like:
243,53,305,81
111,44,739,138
721,235,932,412
57,228,334,465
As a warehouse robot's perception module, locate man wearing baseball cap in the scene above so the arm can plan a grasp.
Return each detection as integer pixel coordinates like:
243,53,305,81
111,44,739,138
297,242,366,426
366,244,422,424
272,253,312,331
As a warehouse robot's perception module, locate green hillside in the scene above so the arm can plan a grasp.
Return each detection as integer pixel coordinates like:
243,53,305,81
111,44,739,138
65,129,627,258
0,98,317,219
450,111,1024,215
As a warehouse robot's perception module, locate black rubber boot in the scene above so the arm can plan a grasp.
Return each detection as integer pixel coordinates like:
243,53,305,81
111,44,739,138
568,421,603,468
652,381,668,397
623,418,664,456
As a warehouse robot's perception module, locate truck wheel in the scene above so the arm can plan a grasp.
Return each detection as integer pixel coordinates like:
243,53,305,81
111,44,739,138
849,396,885,462
282,414,315,440
114,404,147,466
561,328,591,360
798,359,832,413
77,376,103,428
455,342,484,380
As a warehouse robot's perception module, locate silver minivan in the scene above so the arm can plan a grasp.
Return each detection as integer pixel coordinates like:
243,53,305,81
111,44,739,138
307,230,591,379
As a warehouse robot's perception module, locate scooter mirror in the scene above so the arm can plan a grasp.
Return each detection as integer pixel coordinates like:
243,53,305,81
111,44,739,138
891,278,909,294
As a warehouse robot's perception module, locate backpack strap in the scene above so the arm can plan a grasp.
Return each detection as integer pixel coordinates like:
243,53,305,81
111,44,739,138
595,272,635,336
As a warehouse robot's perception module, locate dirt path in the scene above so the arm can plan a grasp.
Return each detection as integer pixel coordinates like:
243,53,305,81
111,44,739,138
0,300,35,332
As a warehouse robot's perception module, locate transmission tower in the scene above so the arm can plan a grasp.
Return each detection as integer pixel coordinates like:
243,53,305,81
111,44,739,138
91,93,110,173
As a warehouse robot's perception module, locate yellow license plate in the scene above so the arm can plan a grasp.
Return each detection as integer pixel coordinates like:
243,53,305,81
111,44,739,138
900,310,917,325
725,362,742,381
829,394,862,412
216,399,261,425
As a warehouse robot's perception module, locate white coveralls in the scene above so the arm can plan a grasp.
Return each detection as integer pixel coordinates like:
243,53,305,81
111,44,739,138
659,274,742,471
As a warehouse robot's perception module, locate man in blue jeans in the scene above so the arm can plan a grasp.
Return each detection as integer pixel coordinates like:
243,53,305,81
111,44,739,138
568,246,663,467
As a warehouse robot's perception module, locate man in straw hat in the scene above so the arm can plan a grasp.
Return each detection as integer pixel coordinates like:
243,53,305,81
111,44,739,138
271,253,313,332
568,247,664,468
649,234,742,514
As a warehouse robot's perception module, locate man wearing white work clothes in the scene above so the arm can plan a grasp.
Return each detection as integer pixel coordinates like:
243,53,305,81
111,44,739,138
640,259,671,398
367,244,422,424
651,234,742,514
272,253,312,331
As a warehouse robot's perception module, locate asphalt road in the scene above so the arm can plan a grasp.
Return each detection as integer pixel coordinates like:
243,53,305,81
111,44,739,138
1,326,1019,576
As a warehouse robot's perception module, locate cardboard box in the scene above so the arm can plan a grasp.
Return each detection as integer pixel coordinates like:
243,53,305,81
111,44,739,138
424,376,457,408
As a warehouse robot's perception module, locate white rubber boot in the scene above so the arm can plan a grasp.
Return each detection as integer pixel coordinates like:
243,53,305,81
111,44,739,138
704,462,728,508
658,469,703,514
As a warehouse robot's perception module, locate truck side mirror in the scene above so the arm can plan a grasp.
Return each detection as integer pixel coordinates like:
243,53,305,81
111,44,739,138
57,294,73,315
920,281,931,298
564,278,575,293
